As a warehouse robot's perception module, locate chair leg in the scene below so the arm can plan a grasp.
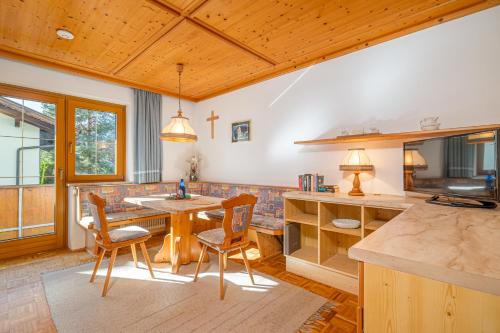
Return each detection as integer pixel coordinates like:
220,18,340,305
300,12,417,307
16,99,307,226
219,252,225,300
223,252,228,271
240,247,255,285
102,248,118,297
131,244,138,268
90,247,106,283
139,242,155,279
194,244,207,282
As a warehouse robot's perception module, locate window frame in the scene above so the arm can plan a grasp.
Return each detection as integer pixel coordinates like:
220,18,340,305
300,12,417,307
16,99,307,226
0,83,66,258
66,97,126,182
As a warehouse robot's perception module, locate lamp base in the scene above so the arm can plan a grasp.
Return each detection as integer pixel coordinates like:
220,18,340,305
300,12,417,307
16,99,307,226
348,171,365,196
404,169,414,190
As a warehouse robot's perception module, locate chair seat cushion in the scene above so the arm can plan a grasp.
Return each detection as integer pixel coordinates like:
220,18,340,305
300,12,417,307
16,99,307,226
202,209,283,231
197,228,225,245
108,226,150,243
80,208,166,229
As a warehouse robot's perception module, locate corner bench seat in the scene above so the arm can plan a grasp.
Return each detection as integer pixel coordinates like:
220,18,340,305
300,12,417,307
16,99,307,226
201,208,284,261
79,208,170,230
203,209,284,235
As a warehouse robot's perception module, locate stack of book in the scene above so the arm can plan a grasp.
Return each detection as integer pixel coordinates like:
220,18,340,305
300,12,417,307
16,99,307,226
298,174,324,192
318,185,340,193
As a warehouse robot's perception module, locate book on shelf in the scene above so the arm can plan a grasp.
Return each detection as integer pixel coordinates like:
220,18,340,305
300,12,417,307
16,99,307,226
318,184,339,193
297,173,326,192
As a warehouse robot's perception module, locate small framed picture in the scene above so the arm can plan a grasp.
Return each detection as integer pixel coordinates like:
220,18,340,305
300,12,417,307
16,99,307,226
231,120,250,143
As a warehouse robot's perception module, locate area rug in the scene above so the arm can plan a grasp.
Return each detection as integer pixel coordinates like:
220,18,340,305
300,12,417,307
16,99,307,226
42,250,327,333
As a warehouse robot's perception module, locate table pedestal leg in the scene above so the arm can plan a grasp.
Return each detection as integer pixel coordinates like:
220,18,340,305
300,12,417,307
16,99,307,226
154,212,209,273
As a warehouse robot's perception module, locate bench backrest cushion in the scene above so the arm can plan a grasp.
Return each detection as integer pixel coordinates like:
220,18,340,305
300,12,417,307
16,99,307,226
187,182,295,219
77,181,295,219
78,183,178,217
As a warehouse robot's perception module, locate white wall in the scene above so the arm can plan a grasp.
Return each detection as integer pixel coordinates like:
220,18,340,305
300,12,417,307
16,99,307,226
191,6,500,195
0,57,195,182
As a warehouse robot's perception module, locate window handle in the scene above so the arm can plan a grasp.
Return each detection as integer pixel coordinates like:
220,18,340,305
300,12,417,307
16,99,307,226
69,142,73,154
59,168,64,181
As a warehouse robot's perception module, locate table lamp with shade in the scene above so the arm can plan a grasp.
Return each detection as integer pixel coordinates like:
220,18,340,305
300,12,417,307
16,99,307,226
404,149,427,190
339,148,374,196
160,63,198,143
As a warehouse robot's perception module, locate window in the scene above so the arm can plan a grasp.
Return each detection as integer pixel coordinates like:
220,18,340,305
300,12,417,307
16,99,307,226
0,83,66,258
67,97,125,182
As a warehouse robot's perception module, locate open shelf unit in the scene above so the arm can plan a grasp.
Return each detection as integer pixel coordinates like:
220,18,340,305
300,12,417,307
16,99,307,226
321,253,358,277
284,197,405,294
289,245,318,263
363,206,403,235
321,223,361,237
285,199,318,225
364,220,386,231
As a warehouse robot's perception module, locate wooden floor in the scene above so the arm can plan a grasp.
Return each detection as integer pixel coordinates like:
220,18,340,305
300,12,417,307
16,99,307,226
0,236,357,333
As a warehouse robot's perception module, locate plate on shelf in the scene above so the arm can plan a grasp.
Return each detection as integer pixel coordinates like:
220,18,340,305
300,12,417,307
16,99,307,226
332,218,360,229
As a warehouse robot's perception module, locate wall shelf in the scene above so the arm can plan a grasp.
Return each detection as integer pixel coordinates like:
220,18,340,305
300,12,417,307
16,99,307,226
294,124,500,145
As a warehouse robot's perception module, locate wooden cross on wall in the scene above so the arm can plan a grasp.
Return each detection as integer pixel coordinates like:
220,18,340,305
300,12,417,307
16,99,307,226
206,110,219,139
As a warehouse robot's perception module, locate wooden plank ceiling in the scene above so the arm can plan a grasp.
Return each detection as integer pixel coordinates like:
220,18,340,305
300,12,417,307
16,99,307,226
0,0,498,101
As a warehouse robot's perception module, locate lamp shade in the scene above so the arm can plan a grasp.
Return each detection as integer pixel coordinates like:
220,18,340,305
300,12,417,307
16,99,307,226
339,148,373,171
466,131,495,144
160,110,197,143
404,149,427,169
160,63,197,143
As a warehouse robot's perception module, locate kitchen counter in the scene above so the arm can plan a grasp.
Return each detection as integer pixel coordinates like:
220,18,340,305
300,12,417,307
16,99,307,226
348,199,500,296
283,191,500,296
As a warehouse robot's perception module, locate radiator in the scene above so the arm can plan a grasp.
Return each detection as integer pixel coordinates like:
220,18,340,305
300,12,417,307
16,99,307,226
129,217,168,235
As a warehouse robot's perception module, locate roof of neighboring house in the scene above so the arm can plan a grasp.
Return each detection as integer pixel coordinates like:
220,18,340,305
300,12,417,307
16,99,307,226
0,97,55,134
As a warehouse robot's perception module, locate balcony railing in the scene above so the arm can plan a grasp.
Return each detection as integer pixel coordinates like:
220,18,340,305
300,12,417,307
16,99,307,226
0,185,55,241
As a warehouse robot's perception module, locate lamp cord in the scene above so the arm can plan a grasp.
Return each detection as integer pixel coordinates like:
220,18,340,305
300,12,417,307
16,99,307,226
178,69,181,112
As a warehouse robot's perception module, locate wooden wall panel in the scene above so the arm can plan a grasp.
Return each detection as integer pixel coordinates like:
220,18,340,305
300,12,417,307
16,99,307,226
0,188,18,229
0,0,179,73
193,0,488,64
22,226,55,237
116,20,271,98
364,263,500,333
0,0,498,100
158,0,201,12
22,186,55,227
0,188,18,241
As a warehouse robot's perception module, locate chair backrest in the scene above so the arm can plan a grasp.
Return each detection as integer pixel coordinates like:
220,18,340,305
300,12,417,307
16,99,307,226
87,192,111,244
221,194,257,248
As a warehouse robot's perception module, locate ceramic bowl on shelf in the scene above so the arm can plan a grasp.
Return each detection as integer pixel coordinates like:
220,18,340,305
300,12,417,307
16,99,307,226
420,117,440,131
332,218,360,229
420,123,441,131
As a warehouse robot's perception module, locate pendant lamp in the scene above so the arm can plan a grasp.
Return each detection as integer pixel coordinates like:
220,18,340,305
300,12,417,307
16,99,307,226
160,63,197,142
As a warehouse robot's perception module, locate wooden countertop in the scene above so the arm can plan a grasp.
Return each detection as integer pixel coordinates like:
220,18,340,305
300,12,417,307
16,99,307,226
283,191,500,296
124,194,223,214
283,191,414,209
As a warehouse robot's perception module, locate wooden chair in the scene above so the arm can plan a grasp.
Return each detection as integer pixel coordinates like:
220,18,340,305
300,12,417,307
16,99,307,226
87,192,155,297
193,193,257,300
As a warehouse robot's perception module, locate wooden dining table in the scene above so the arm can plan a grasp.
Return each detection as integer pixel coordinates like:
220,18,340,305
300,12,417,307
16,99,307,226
124,194,224,273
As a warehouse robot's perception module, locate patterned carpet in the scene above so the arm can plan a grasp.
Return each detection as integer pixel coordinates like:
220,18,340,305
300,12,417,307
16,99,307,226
0,238,357,333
